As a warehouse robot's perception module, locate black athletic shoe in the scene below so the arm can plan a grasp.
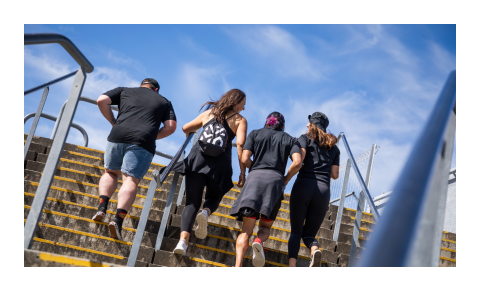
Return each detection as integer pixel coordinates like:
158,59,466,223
108,220,123,241
309,250,322,267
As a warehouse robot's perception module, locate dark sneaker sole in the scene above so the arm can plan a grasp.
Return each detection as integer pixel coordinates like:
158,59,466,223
108,223,122,241
92,213,105,222
252,242,265,267
309,250,322,267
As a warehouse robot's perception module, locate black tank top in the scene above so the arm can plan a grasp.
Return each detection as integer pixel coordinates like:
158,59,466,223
184,113,237,194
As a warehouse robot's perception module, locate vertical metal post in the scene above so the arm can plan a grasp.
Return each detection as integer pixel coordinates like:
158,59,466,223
407,110,456,266
363,144,377,212
333,159,352,242
348,144,376,266
24,68,86,249
155,157,183,251
127,170,160,267
50,100,68,139
24,87,49,160
348,190,365,266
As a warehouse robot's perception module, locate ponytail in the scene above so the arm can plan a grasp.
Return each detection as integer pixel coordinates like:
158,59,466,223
306,123,337,150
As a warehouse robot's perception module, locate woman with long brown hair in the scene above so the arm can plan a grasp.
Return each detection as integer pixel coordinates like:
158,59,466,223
288,112,340,267
173,89,248,255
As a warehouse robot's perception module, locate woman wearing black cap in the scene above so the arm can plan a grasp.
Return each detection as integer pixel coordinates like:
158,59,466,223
288,112,340,267
230,112,303,267
173,89,248,256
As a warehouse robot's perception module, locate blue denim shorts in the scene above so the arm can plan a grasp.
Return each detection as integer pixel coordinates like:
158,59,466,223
104,142,154,180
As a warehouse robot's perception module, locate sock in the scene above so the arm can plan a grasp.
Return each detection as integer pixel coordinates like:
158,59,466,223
114,208,128,228
98,195,110,212
201,209,209,218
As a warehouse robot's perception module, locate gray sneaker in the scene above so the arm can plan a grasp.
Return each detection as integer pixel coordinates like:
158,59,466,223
92,211,105,222
108,220,123,241
309,250,322,267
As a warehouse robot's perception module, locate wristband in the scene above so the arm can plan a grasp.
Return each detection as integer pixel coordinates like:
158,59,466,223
110,118,116,125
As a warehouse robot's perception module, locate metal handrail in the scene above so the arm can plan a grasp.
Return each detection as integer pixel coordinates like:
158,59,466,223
329,191,355,204
24,71,77,96
24,112,89,147
24,33,94,73
339,134,380,221
126,133,195,266
358,70,456,267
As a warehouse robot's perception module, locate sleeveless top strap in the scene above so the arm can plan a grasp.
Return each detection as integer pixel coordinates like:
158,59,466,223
226,112,239,120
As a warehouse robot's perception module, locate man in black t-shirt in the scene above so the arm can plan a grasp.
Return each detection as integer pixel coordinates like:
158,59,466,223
92,78,177,241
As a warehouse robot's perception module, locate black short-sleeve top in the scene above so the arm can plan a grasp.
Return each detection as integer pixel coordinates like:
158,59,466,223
243,127,302,175
103,87,176,155
297,134,340,185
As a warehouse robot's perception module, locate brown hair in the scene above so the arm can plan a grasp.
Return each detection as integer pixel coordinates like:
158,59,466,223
306,122,337,150
201,89,246,123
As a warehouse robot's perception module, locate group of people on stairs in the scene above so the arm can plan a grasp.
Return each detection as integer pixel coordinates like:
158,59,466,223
91,79,340,267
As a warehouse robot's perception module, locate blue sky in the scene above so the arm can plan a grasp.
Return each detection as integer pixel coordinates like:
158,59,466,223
24,24,456,197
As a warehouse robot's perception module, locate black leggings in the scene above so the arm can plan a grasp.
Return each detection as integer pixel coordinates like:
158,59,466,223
288,177,330,259
180,171,225,233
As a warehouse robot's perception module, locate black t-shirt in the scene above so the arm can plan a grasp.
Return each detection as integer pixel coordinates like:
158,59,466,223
104,87,176,155
243,127,302,175
297,134,340,184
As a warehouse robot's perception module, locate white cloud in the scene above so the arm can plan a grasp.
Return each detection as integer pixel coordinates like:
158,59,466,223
223,25,326,80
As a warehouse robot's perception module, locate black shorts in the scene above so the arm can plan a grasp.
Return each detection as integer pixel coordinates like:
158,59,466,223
235,196,283,222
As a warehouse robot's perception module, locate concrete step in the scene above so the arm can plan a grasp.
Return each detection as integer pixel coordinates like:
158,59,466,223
24,208,161,248
153,250,227,267
24,169,180,203
24,249,123,267
328,204,376,223
439,257,456,267
442,239,456,250
30,237,147,266
165,221,337,261
168,214,340,264
31,221,155,263
442,231,456,242
25,160,179,188
24,180,176,218
24,194,171,234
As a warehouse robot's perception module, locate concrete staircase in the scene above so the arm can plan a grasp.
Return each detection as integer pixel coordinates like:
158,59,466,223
24,134,456,267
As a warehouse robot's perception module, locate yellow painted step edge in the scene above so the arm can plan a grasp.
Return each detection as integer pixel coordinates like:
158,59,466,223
441,247,456,253
60,157,161,174
33,237,124,260
66,151,166,168
195,244,288,267
28,181,158,203
188,257,228,267
24,193,140,220
39,252,112,267
23,205,137,233
442,238,456,244
440,256,456,263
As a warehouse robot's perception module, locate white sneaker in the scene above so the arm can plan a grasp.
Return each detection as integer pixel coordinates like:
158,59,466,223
309,250,322,267
173,239,187,256
194,211,208,239
252,240,265,267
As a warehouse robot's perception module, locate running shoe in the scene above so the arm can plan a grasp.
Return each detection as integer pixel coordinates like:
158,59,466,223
92,211,105,222
173,239,187,256
309,249,322,267
252,238,265,267
194,212,208,239
108,220,123,241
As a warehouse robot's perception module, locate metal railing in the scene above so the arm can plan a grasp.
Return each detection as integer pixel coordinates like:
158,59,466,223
24,112,89,147
358,70,456,267
128,105,212,266
24,33,92,249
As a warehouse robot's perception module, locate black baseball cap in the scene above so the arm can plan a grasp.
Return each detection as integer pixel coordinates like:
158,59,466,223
141,78,160,91
308,112,329,132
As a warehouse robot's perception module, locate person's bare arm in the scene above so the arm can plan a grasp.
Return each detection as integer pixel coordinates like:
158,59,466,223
235,117,248,187
240,149,253,169
97,94,116,126
157,120,177,140
330,165,339,180
284,152,302,186
182,109,210,138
